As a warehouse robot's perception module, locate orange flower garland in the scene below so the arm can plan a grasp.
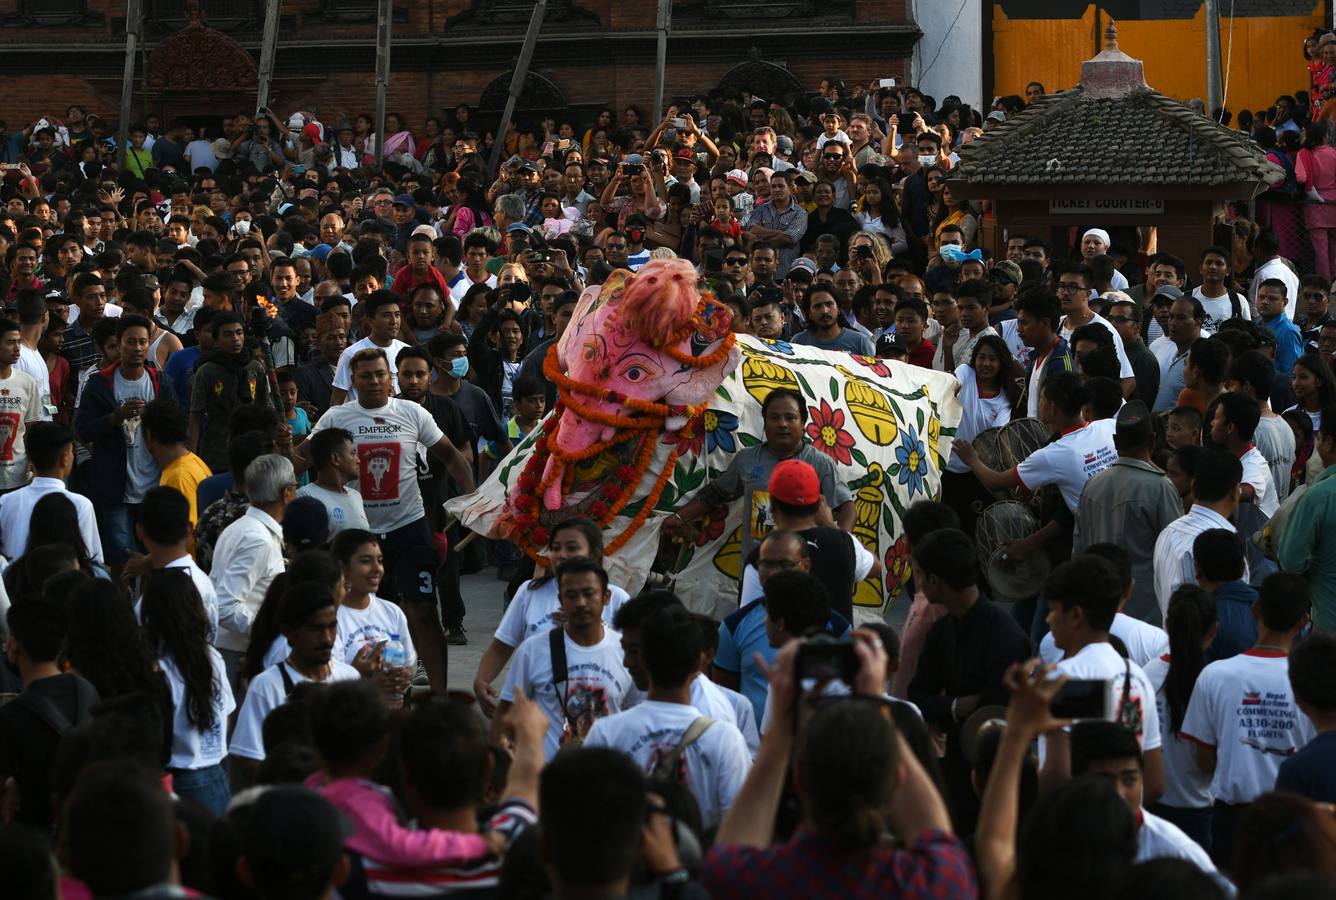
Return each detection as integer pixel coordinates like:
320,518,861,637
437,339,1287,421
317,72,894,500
508,288,732,562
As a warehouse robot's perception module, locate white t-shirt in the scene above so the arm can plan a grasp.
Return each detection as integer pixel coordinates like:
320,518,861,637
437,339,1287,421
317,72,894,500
949,364,1013,474
297,482,370,534
1043,642,1161,762
230,659,361,760
0,367,42,490
310,398,445,533
1039,612,1168,668
1015,418,1118,511
1060,311,1135,379
1239,444,1279,517
15,344,51,420
332,337,411,398
737,529,876,604
493,577,631,648
335,595,417,669
449,271,497,306
161,648,236,770
1250,257,1301,322
1181,650,1316,804
1137,808,1220,877
583,699,752,829
691,674,760,755
500,626,637,760
1192,285,1250,333
1142,654,1213,810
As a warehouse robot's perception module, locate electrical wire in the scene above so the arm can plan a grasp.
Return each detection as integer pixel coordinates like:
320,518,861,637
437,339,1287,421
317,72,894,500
1219,0,1236,119
918,0,971,83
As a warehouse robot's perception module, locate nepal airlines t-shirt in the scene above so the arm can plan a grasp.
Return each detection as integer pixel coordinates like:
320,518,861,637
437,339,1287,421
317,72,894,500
1015,418,1118,511
1181,649,1315,804
310,397,445,533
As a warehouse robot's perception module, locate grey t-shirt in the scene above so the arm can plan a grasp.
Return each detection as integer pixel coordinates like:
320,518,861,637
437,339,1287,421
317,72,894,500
1254,413,1297,504
114,368,161,504
297,482,370,535
791,328,876,356
694,443,854,562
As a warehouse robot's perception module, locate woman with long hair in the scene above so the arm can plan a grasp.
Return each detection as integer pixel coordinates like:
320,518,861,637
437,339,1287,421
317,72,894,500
942,334,1021,533
855,177,907,255
1287,352,1336,434
447,175,493,240
456,284,492,341
141,569,234,814
330,529,415,705
1296,122,1336,278
582,108,615,153
3,493,108,599
1143,584,1218,851
932,182,978,250
799,180,858,259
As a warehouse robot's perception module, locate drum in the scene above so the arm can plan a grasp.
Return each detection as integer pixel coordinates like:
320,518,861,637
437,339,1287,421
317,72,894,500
973,417,1051,502
975,500,1051,600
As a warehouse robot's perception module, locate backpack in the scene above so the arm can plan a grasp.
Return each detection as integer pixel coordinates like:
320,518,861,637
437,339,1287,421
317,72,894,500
650,717,716,782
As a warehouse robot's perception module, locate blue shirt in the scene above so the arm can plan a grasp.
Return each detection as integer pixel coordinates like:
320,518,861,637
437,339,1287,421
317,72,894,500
1260,313,1304,377
1207,579,1259,662
714,599,850,723
164,346,201,408
1276,730,1336,803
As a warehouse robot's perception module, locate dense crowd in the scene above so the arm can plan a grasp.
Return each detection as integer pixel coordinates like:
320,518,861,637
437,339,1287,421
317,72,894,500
1,50,1336,900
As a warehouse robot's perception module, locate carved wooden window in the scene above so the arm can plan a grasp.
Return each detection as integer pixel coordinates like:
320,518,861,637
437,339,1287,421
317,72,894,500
5,0,103,26
319,0,379,22
146,0,259,32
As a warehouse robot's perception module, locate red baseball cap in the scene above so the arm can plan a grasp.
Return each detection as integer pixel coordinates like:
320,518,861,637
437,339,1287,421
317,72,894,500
769,459,821,506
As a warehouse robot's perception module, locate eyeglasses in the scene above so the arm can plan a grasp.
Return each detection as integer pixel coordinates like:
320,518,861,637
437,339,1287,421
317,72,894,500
821,154,844,160
1107,315,1135,324
1056,282,1086,294
724,257,748,266
606,243,627,251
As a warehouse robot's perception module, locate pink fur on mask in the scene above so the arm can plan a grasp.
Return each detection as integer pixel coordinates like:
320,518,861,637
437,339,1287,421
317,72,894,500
619,258,700,344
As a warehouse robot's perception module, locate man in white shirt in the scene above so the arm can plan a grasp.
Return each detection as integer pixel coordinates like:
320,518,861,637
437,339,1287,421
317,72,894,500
585,604,752,829
1038,544,1167,666
1042,553,1165,800
229,586,360,774
302,346,474,693
14,291,52,419
1070,721,1221,881
1054,260,1135,397
450,234,499,307
131,486,218,642
1248,231,1300,321
0,421,102,563
1210,392,1279,517
1153,449,1246,620
1192,246,1250,333
1079,229,1130,290
494,558,637,759
330,291,410,405
0,316,46,491
211,454,296,685
1227,350,1295,506
1182,573,1316,867
611,591,759,754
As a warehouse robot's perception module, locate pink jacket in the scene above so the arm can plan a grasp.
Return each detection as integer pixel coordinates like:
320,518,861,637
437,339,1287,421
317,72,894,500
307,773,488,867
1297,144,1336,200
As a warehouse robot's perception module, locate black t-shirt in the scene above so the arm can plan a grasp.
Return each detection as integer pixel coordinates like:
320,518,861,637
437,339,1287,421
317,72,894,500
742,525,858,621
1277,729,1336,803
446,381,507,446
0,672,100,829
416,392,471,531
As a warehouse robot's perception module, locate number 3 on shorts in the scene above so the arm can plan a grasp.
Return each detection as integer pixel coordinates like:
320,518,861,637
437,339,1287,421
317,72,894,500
418,571,434,595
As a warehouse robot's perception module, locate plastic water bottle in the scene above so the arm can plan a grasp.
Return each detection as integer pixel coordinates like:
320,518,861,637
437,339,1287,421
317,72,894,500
382,634,409,708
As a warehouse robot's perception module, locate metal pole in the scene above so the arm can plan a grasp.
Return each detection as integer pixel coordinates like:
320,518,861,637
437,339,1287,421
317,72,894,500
653,0,671,123
1204,0,1222,116
487,0,547,177
117,0,143,170
375,0,393,170
256,0,283,113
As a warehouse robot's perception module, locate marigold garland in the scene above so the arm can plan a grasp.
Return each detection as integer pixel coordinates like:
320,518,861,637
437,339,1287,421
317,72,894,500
508,284,734,562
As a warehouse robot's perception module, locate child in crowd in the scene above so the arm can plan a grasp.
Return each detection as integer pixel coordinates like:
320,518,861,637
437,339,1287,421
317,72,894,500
1165,406,1202,450
297,427,370,536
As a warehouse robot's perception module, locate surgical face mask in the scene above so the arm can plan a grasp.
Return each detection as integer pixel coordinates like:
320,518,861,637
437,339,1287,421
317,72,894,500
939,244,966,264
449,356,470,378
917,155,936,168
234,219,251,234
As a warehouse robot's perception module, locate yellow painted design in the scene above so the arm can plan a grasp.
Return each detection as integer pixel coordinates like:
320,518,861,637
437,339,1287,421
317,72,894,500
712,524,742,579
844,379,898,445
852,464,886,609
742,355,800,406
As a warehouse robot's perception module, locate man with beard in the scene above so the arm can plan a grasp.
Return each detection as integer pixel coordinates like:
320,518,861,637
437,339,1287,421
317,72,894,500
793,284,874,355
189,313,279,472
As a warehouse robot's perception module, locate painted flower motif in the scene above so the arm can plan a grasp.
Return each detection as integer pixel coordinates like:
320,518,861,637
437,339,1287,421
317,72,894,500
851,354,892,377
695,505,728,547
895,425,928,498
805,399,857,467
885,536,911,593
758,337,795,355
662,422,704,456
704,410,739,454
